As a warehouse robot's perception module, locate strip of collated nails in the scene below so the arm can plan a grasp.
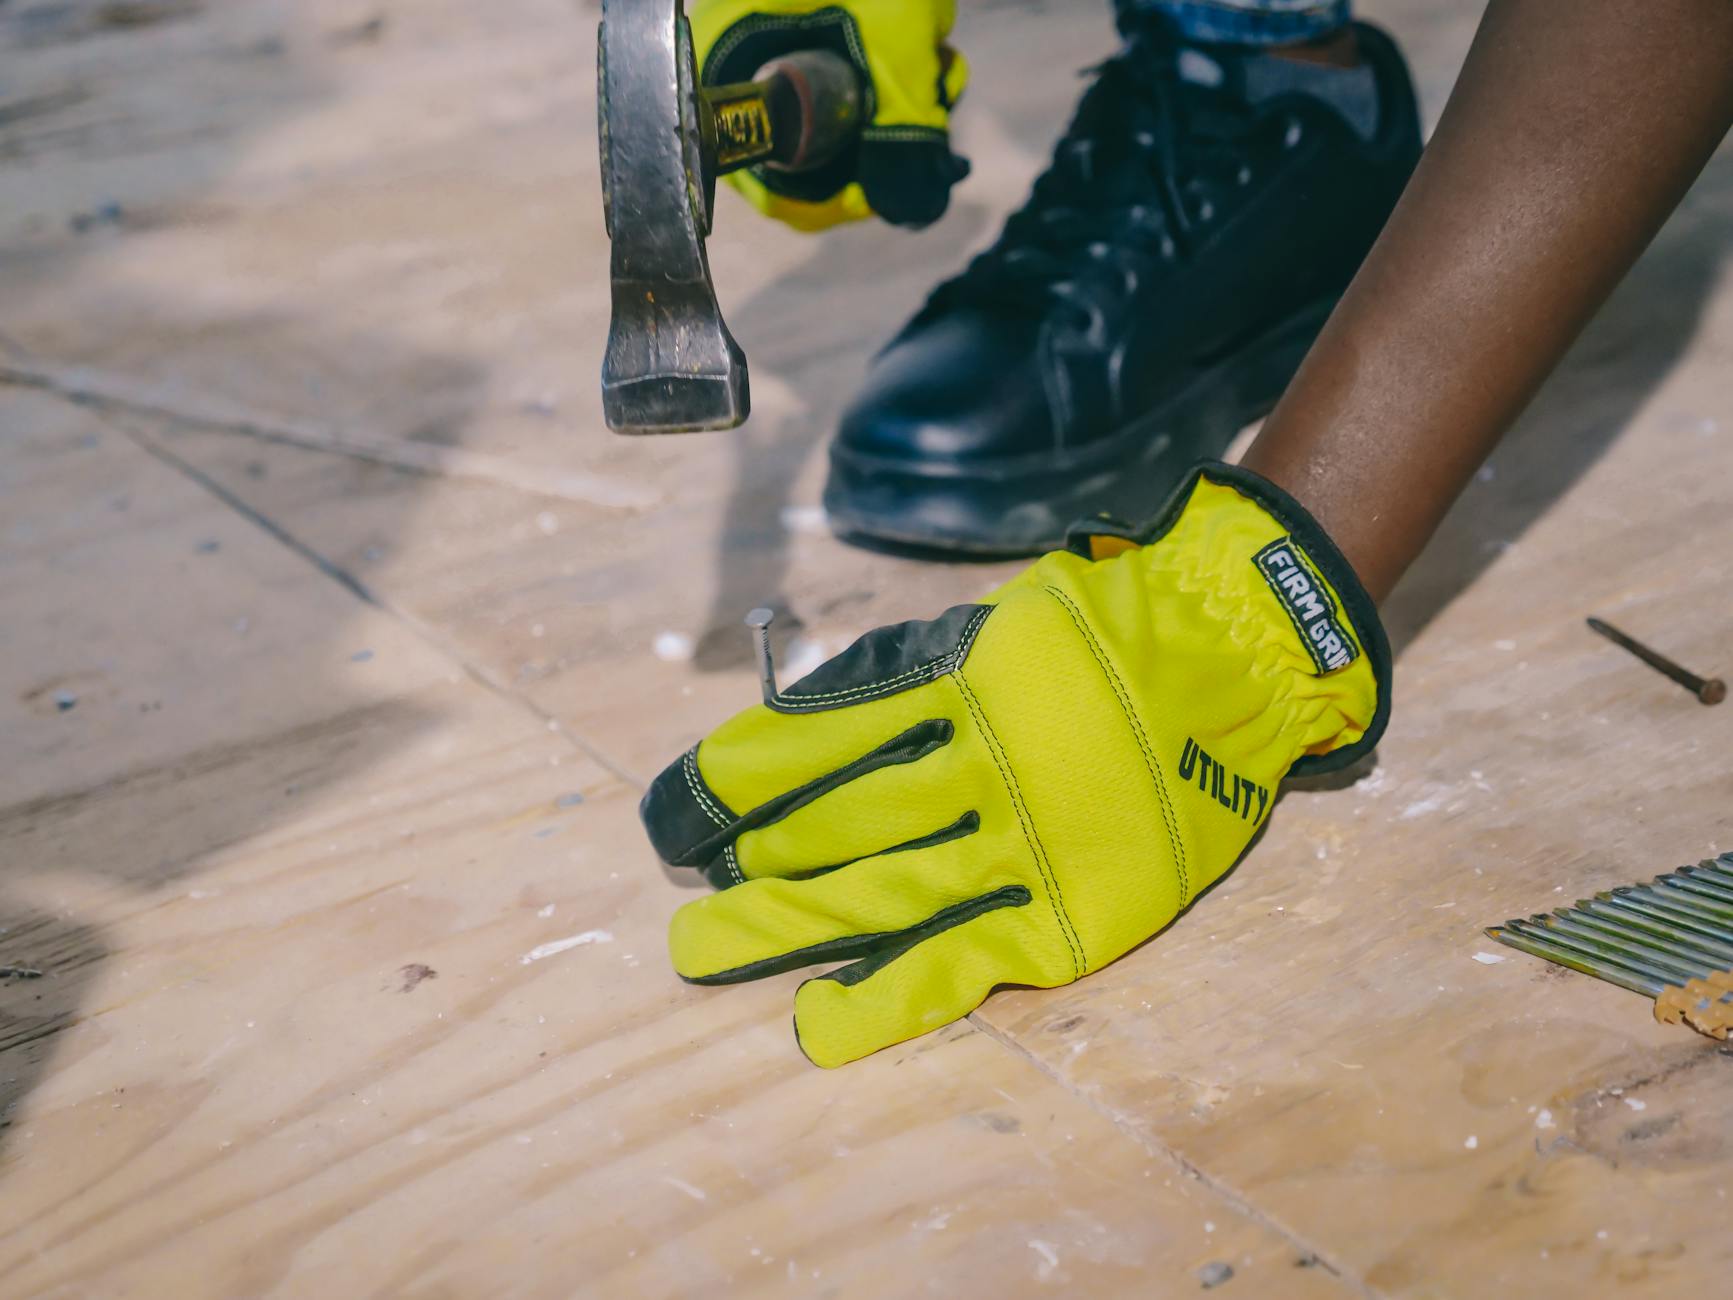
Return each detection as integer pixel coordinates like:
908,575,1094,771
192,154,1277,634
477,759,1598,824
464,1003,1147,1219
1488,853,1733,1039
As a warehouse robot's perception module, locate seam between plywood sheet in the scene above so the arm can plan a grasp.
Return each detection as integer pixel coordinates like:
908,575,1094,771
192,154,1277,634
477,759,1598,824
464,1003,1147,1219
0,358,657,511
73,398,646,791
17,371,1370,1292
967,1011,1382,1300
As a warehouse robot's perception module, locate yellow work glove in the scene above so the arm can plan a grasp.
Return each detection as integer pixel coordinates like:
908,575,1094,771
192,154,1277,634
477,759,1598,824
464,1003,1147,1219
690,0,970,229
640,463,1391,1067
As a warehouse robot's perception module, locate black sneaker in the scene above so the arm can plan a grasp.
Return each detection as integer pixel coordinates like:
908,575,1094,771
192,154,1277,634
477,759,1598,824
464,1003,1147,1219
825,18,1421,555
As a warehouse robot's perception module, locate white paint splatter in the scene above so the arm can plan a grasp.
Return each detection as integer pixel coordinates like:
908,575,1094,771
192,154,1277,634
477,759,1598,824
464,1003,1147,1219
520,930,613,964
1464,1135,1478,1150
1400,796,1445,820
537,903,556,918
1028,1239,1060,1280
1472,951,1507,965
1535,1109,1555,1130
779,504,829,535
1624,1097,1647,1112
664,1176,707,1201
913,1208,954,1233
653,631,694,662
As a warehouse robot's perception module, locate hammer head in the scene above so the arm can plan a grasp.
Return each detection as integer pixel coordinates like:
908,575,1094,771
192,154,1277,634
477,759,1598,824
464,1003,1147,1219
597,0,749,434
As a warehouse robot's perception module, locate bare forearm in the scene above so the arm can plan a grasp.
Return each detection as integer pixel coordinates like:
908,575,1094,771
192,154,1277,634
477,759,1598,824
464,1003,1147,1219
1243,0,1733,601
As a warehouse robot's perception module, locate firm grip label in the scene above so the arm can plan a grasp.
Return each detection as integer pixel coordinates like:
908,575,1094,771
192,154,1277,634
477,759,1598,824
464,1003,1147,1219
1254,538,1359,674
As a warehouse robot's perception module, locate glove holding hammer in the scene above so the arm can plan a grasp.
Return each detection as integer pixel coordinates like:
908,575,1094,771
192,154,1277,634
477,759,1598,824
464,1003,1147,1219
690,0,971,230
596,0,968,431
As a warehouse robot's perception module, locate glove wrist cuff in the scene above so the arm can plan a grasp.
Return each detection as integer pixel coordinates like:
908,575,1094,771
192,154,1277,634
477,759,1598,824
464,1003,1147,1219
1065,460,1392,776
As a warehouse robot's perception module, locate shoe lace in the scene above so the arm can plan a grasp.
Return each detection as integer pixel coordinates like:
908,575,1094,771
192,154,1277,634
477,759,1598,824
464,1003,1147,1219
929,36,1283,331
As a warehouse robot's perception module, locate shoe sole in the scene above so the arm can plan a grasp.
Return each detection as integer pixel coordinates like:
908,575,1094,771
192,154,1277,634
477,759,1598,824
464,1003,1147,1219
824,295,1338,557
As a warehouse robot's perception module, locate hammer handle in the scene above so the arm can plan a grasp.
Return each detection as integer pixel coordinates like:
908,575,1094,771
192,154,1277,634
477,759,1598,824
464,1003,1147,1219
701,50,864,179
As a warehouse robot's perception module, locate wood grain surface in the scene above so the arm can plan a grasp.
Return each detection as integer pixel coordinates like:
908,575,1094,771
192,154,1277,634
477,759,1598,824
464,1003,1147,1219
3,1,1730,1295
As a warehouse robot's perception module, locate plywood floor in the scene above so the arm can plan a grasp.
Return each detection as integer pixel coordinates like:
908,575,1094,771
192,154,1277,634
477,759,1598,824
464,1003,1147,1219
3,2,1731,1295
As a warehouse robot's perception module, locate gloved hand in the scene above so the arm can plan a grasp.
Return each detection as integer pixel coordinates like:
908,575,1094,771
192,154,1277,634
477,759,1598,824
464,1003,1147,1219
640,463,1391,1067
689,0,970,229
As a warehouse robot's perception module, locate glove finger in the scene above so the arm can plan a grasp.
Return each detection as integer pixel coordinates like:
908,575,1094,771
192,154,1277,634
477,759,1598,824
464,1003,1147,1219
642,699,955,886
792,897,1052,1069
668,831,1009,984
856,136,968,228
733,731,975,879
931,0,959,41
938,43,968,108
641,604,992,875
722,171,873,231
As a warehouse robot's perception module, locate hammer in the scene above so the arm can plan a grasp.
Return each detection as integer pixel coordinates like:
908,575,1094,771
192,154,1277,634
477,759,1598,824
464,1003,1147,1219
597,0,865,434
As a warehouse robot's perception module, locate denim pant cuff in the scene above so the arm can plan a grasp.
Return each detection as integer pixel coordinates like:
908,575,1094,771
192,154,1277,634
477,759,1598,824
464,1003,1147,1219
1129,0,1350,46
